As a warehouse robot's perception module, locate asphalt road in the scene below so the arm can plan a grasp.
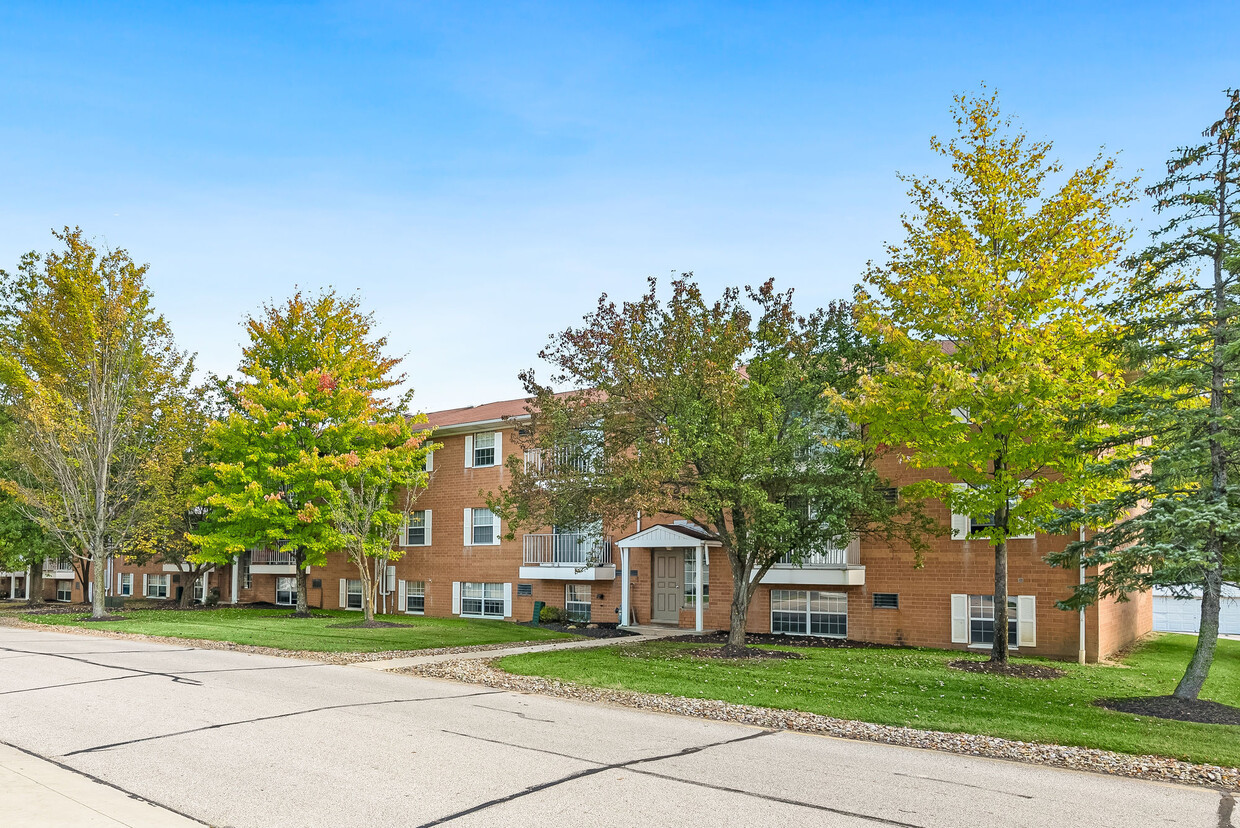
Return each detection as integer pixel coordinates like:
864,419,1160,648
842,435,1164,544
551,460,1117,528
0,626,1231,828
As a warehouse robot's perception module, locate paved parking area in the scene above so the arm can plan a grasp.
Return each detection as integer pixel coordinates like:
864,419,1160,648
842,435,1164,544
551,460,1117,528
0,626,1232,828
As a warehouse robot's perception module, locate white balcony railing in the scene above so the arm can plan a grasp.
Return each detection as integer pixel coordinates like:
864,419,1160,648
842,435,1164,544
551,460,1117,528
251,548,297,566
43,557,73,573
774,541,860,568
522,533,613,567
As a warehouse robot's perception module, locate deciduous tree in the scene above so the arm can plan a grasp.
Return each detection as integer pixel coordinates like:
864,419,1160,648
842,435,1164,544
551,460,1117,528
842,90,1134,665
493,277,930,652
0,228,193,619
191,290,422,618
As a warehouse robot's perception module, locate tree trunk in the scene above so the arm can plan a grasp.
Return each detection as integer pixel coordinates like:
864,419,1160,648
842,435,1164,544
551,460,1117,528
178,571,194,608
293,548,310,616
725,578,752,654
362,558,376,624
1175,565,1222,700
26,558,44,607
90,547,107,619
991,538,1010,665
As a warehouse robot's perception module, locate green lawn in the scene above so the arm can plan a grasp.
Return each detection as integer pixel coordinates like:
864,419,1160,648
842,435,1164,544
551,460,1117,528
498,634,1240,767
22,607,576,653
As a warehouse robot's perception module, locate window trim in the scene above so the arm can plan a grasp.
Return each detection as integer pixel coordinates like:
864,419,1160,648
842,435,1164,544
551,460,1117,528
967,594,1018,649
119,573,133,597
405,580,425,615
345,579,364,610
566,583,591,623
147,574,170,599
275,576,298,606
403,510,431,547
471,507,497,546
460,582,504,619
770,589,847,638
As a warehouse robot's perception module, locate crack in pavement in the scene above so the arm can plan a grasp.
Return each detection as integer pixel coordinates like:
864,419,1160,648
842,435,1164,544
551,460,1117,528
0,646,204,686
0,662,327,696
470,703,556,722
892,771,1035,800
63,690,504,756
436,729,926,827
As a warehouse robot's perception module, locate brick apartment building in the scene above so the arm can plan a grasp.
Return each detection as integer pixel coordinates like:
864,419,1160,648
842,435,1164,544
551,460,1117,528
6,394,1152,662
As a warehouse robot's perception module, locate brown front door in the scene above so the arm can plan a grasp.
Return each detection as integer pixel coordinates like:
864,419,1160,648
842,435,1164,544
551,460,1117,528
652,550,682,623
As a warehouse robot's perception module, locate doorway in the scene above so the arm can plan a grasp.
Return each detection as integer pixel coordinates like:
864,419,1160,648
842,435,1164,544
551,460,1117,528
651,550,682,624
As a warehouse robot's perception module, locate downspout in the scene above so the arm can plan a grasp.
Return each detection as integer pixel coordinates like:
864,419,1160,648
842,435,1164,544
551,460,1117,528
1078,525,1087,666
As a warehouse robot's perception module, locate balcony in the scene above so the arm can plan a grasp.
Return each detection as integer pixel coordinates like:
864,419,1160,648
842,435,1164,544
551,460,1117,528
759,540,865,586
43,557,75,579
519,533,616,581
249,548,298,575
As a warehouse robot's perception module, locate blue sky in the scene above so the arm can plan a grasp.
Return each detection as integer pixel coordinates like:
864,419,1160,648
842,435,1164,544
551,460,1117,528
1,2,1237,411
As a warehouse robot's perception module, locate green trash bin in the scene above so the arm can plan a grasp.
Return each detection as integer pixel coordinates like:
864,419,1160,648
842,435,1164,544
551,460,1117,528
532,601,545,625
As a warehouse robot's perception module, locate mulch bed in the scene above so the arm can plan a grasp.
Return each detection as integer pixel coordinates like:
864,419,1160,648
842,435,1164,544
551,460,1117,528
683,645,804,660
518,621,637,639
948,659,1065,679
1097,695,1240,725
77,614,129,623
667,631,891,649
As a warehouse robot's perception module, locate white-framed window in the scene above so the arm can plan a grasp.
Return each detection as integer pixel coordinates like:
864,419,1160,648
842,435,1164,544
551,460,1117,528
275,576,297,606
461,582,504,618
472,432,497,467
56,582,73,602
119,573,133,597
405,580,425,614
770,590,847,637
683,554,709,607
471,508,496,545
404,510,430,546
968,594,1017,648
147,574,170,599
565,584,591,622
193,578,206,602
345,579,364,610
240,551,252,590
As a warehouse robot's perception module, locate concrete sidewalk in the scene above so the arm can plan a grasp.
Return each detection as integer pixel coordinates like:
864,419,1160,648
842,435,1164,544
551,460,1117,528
0,741,203,827
351,623,681,671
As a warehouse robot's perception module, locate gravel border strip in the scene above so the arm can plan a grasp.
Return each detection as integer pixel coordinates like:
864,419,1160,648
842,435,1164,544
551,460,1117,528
0,617,577,665
400,656,1240,791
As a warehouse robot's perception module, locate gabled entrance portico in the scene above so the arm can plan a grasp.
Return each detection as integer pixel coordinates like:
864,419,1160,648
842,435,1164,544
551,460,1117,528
615,524,721,632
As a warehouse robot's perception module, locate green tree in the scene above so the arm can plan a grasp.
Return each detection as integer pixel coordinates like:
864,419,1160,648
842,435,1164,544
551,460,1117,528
0,228,193,619
191,290,419,617
842,91,1134,665
493,277,931,652
0,416,58,605
328,417,433,623
1049,89,1240,699
127,386,217,608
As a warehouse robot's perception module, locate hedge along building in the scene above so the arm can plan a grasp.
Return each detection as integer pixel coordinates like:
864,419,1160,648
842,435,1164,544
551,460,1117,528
97,393,1151,661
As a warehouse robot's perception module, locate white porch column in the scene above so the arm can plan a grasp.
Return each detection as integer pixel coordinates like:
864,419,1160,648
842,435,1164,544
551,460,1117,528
694,542,704,633
24,567,30,600
619,546,631,627
231,560,239,605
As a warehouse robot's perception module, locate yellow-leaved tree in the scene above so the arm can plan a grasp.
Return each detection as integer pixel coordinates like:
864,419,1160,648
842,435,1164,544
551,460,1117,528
839,90,1135,665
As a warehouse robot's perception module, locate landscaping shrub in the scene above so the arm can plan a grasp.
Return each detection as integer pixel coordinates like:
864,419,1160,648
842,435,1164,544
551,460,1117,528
539,605,564,624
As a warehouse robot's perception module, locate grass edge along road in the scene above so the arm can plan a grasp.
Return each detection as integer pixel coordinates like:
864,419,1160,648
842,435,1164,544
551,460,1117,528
18,606,575,653
497,634,1240,768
